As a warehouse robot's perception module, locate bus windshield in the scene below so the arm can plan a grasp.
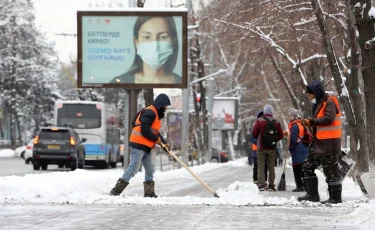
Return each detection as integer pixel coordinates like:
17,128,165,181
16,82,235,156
57,104,101,129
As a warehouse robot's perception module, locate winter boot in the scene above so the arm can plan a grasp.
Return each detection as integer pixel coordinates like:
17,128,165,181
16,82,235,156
297,176,320,202
321,184,342,204
144,181,158,198
292,165,305,192
110,178,129,196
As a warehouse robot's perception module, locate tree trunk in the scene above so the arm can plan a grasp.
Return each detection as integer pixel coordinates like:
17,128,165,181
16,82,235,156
15,113,23,146
143,89,154,107
268,51,300,110
311,0,369,173
10,114,16,149
351,0,375,170
346,0,369,172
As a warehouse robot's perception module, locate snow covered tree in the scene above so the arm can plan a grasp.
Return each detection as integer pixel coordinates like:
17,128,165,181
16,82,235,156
0,0,60,147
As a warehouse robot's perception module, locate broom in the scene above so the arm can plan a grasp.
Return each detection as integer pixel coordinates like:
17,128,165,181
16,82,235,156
277,149,288,191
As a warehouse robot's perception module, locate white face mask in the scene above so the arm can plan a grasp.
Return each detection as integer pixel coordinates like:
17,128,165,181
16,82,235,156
311,98,317,104
136,41,173,70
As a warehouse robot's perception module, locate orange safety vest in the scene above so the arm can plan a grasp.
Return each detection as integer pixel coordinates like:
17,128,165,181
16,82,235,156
316,96,342,139
129,105,161,148
252,143,257,151
288,120,304,142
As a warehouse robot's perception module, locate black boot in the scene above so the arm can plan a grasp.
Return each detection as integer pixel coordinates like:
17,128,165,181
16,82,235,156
321,184,342,204
144,181,158,198
297,176,320,202
110,178,129,196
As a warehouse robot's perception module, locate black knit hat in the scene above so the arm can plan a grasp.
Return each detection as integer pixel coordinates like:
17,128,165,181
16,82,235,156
305,86,314,94
153,93,171,108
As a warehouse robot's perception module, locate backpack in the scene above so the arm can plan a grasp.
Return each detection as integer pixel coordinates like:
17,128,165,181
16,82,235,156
262,116,278,148
300,123,313,145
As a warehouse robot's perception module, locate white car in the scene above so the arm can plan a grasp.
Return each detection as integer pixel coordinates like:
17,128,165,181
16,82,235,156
14,145,27,158
24,139,34,164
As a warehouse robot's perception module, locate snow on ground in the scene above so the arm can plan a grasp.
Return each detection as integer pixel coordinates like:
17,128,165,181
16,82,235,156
0,149,15,158
0,157,374,228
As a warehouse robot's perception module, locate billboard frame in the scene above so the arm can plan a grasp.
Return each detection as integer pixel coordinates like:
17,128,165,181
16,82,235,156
77,9,188,89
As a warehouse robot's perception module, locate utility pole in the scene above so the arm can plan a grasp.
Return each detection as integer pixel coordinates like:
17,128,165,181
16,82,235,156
181,0,192,165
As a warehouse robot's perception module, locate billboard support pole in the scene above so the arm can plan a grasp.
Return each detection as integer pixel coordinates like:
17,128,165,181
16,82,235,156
124,89,141,168
181,0,192,166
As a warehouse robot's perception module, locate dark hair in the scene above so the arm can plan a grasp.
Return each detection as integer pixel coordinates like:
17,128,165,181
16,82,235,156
127,16,179,75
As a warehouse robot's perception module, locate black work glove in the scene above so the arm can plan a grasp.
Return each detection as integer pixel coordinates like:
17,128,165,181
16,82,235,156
160,143,170,153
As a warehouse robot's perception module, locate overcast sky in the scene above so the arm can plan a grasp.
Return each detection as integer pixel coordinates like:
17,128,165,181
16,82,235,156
31,0,188,63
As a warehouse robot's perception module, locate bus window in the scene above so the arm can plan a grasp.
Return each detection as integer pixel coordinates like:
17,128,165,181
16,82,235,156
57,104,101,129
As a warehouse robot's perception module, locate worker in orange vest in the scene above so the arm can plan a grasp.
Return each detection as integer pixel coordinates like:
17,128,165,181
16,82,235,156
298,80,342,204
110,93,171,197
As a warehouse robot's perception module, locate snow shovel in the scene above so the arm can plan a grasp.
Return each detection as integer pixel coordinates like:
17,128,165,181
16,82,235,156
160,142,220,198
277,149,287,191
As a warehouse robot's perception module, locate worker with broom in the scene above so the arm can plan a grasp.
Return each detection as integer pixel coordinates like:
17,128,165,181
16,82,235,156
252,105,284,191
287,109,309,192
110,93,171,197
298,80,343,204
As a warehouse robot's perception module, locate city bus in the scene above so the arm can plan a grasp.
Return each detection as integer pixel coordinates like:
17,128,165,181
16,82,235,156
53,100,121,169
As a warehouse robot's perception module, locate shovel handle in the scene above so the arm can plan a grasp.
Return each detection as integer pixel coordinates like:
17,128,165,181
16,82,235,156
160,142,219,198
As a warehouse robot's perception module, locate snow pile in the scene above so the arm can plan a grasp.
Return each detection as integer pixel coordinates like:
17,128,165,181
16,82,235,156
0,157,364,208
0,149,15,158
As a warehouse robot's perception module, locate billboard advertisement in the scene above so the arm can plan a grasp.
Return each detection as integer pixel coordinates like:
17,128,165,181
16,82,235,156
212,97,238,130
77,9,187,89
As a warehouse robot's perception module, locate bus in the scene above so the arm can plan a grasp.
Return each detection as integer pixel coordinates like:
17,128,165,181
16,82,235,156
53,100,121,169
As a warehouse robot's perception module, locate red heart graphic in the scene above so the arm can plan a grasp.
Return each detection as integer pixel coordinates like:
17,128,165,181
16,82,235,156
105,19,111,24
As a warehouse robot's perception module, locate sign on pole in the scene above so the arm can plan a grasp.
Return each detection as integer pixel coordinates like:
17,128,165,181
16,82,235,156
77,9,188,89
212,97,239,130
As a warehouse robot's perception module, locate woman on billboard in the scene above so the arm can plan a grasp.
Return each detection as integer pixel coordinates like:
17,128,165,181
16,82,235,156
110,16,182,84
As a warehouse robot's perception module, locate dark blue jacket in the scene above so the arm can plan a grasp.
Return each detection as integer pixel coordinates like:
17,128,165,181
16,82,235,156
288,123,308,164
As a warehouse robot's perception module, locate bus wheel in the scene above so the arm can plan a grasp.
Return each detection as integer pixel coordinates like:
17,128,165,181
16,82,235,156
110,161,117,168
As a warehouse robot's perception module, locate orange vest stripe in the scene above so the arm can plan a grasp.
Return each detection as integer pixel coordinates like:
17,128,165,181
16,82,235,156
252,143,257,151
288,120,304,142
129,105,161,148
316,96,342,139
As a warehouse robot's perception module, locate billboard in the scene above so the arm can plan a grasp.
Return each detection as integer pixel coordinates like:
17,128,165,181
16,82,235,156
212,97,238,130
77,9,187,89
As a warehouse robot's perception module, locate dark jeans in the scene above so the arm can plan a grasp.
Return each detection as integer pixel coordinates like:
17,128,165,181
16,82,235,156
247,152,252,165
252,157,268,182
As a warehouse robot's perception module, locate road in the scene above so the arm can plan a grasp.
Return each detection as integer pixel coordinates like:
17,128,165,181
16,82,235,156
0,153,178,177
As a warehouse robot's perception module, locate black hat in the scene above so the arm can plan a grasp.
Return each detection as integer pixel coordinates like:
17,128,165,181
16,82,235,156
153,93,171,107
305,86,314,94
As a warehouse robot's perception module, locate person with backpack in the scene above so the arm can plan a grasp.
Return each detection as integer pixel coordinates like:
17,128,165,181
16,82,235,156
288,109,309,192
298,80,343,204
252,105,284,191
109,93,171,197
250,111,268,186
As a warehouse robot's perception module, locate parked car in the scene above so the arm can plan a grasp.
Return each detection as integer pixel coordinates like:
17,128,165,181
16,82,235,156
33,125,86,171
14,145,26,158
184,148,229,163
211,148,229,163
24,139,34,164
